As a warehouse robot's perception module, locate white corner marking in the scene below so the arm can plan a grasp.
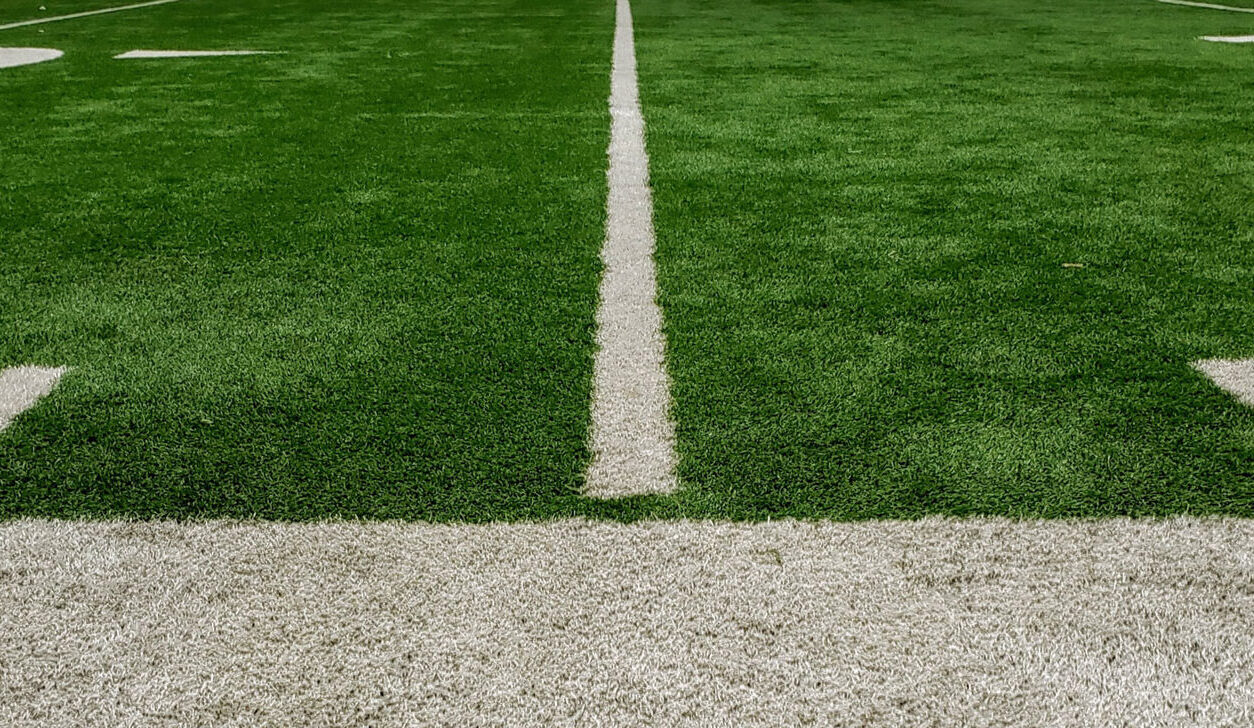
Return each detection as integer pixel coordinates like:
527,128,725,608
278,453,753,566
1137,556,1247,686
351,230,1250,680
1194,358,1254,408
0,366,68,432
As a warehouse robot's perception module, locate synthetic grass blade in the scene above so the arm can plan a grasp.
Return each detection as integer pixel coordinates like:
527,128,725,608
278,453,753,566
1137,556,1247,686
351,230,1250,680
585,0,678,498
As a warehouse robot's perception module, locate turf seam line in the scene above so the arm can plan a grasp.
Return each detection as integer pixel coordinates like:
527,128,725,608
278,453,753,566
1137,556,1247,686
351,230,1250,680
1153,0,1254,13
0,366,67,432
584,0,679,499
0,0,184,31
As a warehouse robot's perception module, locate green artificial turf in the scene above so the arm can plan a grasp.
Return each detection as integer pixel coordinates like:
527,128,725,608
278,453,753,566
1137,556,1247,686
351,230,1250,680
0,0,613,519
1,0,1252,521
0,0,135,22
641,0,1254,519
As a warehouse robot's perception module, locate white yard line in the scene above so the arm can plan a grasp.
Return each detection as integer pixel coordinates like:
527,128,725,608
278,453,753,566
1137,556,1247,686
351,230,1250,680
1154,0,1254,13
115,49,280,58
1195,358,1254,407
0,47,62,68
1,516,1251,727
1200,33,1254,41
585,0,678,499
0,366,67,431
0,0,184,32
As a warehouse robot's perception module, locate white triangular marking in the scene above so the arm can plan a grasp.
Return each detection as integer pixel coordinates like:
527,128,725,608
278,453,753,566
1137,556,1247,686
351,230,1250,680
1194,358,1254,407
114,50,281,59
0,48,62,69
0,366,67,431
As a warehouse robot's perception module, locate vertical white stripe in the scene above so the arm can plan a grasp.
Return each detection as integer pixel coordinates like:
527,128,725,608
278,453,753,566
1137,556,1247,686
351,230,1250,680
0,0,184,32
585,0,678,498
0,366,67,432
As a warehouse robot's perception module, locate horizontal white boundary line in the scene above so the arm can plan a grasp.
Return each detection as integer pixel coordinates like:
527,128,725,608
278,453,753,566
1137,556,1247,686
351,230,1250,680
0,47,62,68
0,0,184,32
1154,0,1254,13
585,0,679,498
1194,358,1254,406
1,516,1251,726
1200,33,1254,41
0,366,67,431
115,49,281,58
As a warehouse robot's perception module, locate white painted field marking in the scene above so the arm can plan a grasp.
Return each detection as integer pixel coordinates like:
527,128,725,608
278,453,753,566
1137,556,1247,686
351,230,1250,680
114,50,281,59
585,0,678,498
1194,358,1254,407
0,366,67,432
1154,0,1254,13
1200,34,1254,41
2,517,1253,726
0,47,61,68
0,0,183,31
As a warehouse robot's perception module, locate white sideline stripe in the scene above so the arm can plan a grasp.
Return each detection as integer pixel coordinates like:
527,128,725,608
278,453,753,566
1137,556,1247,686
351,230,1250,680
1200,34,1254,41
0,366,67,431
0,47,62,68
0,0,184,31
115,49,281,58
1,517,1252,726
1194,358,1254,407
585,0,678,498
1154,0,1254,12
